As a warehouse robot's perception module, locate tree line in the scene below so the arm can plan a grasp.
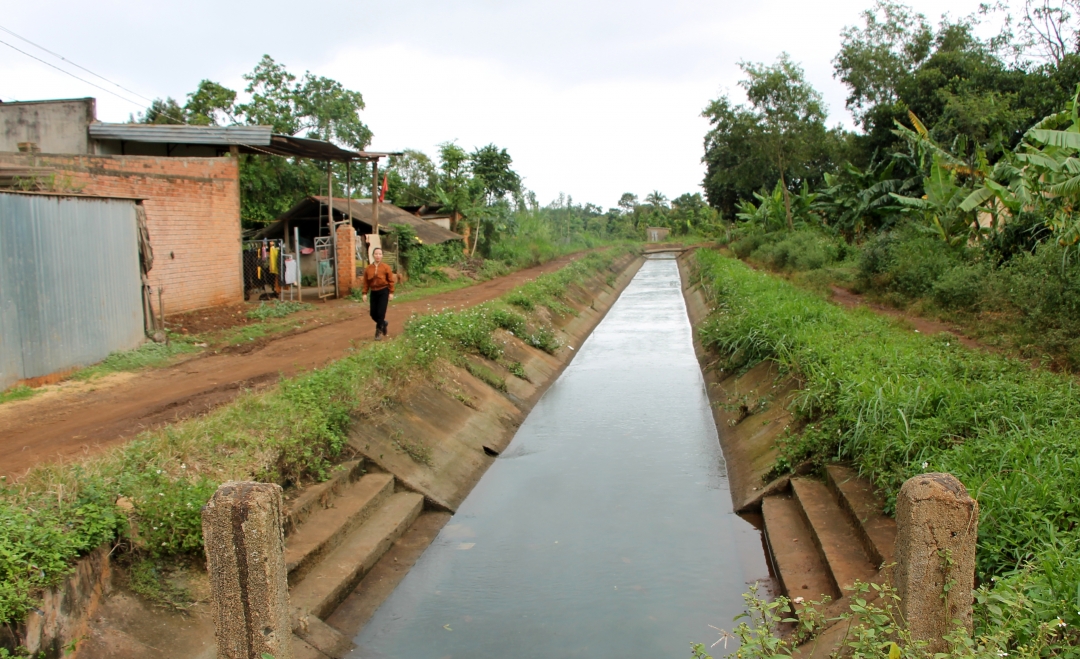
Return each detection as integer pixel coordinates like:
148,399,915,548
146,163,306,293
703,0,1080,251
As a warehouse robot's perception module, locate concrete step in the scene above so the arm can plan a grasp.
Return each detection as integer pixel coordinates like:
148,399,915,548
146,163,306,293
826,465,896,569
292,633,331,659
285,473,395,585
284,459,366,537
791,478,878,593
294,616,354,659
289,491,424,620
761,493,838,610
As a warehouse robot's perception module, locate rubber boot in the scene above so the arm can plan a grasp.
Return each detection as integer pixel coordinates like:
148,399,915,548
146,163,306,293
374,325,383,341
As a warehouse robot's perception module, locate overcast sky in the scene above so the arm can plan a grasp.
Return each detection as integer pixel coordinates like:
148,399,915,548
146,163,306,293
2,0,989,208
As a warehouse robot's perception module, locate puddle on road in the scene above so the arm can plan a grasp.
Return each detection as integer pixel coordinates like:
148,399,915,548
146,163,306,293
351,255,769,658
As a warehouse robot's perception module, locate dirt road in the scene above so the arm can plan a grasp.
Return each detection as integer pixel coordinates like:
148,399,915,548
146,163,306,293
0,255,585,478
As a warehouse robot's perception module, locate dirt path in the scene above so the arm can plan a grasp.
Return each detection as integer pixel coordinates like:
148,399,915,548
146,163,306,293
828,285,984,350
0,255,586,479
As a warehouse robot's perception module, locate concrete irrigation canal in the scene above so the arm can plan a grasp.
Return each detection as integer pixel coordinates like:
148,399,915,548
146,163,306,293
350,255,769,658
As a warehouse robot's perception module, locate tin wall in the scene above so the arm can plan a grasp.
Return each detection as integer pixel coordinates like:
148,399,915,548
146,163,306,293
0,192,144,389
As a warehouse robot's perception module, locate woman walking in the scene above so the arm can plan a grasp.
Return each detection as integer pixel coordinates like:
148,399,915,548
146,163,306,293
361,247,395,340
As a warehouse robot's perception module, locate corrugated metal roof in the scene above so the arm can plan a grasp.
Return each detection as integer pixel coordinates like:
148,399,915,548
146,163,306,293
88,124,401,163
88,123,273,145
253,196,464,245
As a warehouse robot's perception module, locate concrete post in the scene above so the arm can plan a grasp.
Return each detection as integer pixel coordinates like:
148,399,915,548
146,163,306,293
894,473,979,652
202,482,292,659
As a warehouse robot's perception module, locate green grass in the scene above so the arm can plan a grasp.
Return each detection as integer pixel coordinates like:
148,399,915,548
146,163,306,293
693,249,1080,649
71,338,201,380
245,300,313,321
0,246,629,626
0,386,37,405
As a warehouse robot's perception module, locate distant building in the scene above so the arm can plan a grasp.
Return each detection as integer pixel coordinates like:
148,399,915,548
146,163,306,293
647,227,670,242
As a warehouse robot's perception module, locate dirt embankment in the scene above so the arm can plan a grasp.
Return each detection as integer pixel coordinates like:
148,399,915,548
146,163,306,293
0,253,596,479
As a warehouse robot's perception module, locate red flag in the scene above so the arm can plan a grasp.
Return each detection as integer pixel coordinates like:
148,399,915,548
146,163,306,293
379,174,388,202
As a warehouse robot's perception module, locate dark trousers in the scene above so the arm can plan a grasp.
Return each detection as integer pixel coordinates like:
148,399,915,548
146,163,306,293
369,287,390,329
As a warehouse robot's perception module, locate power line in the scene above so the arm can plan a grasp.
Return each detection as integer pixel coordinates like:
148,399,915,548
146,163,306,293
0,24,156,105
0,30,361,162
0,37,149,110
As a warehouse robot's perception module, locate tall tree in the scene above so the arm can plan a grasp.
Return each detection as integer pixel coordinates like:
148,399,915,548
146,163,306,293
701,96,777,217
739,53,830,229
834,0,934,127
138,56,372,227
236,55,371,149
385,149,438,206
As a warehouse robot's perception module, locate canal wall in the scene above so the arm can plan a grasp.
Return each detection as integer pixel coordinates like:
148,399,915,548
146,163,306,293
677,249,801,513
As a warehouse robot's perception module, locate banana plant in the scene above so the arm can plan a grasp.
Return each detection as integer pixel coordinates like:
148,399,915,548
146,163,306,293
815,155,919,239
890,156,978,247
960,86,1080,247
736,180,818,231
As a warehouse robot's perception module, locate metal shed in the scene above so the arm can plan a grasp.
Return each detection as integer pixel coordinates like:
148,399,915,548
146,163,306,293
1,191,144,389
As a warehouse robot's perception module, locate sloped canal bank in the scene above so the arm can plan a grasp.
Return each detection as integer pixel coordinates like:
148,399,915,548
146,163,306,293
350,255,769,658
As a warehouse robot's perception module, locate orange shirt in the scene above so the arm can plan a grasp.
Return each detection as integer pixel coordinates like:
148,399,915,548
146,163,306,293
362,262,395,294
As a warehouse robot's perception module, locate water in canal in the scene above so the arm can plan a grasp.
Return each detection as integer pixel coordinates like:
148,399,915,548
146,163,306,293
351,256,768,658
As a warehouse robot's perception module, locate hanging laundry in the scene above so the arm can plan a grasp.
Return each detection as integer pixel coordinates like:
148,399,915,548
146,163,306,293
269,245,279,274
283,255,297,285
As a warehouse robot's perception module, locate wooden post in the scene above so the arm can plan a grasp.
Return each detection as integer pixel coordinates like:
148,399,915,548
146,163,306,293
202,482,292,659
371,159,380,235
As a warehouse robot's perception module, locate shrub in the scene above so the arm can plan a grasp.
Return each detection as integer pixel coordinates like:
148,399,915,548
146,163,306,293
857,227,965,301
931,264,988,310
749,230,849,271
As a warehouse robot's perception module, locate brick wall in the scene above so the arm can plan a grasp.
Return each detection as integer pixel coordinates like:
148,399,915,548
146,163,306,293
0,153,241,313
335,224,355,295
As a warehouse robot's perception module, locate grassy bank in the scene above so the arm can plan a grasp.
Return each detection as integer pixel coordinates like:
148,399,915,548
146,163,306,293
0,247,631,626
692,249,1080,651
728,225,1080,371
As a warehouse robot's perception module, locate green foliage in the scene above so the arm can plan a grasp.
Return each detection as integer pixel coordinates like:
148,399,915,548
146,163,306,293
385,149,438,207
0,248,627,626
0,386,37,405
391,223,465,279
138,55,371,228
815,156,919,238
694,250,1080,634
703,55,843,221
856,226,966,299
246,300,313,321
72,338,200,381
699,577,1076,659
506,361,527,379
747,229,852,271
0,478,123,622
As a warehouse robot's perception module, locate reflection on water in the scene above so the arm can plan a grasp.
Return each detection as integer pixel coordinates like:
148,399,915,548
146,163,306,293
350,256,768,658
